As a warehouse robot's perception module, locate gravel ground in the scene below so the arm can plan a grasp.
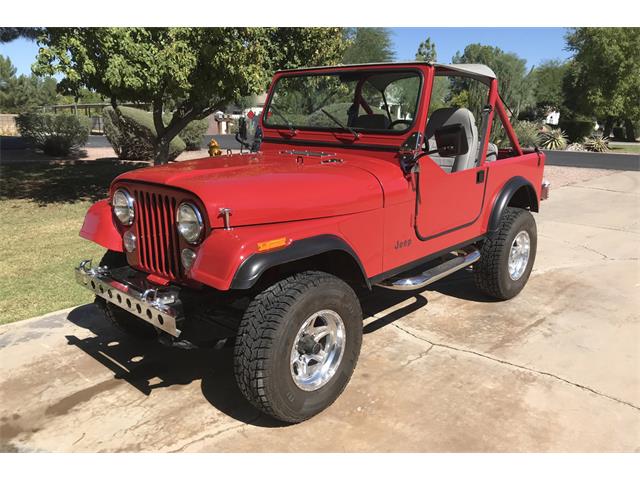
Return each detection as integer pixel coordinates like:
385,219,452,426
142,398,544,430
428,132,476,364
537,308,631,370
542,165,616,188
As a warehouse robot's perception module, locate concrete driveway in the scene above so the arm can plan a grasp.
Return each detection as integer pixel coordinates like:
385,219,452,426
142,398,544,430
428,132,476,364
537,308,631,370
1,170,639,452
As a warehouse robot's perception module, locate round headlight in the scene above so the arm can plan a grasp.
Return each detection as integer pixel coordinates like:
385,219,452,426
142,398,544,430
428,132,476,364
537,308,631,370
176,202,204,244
112,189,134,226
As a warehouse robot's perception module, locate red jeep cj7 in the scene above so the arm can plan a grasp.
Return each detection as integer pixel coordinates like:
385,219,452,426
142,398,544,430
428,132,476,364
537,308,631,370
76,62,549,423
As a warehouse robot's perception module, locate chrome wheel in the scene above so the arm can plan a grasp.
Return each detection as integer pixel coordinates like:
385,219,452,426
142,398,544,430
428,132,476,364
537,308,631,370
290,309,345,391
508,230,531,280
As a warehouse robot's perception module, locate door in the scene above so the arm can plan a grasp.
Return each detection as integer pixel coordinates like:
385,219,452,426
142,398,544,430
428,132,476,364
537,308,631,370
414,71,491,240
414,156,486,239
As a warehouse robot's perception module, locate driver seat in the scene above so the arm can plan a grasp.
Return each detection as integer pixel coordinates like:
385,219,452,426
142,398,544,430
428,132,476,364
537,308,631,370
425,107,478,173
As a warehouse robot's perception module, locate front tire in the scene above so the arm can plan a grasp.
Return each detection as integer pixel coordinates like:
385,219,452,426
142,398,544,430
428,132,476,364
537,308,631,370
474,207,537,300
234,271,363,423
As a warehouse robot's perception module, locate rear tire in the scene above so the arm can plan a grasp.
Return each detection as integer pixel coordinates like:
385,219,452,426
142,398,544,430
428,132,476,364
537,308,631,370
234,271,362,423
96,250,158,340
474,207,537,300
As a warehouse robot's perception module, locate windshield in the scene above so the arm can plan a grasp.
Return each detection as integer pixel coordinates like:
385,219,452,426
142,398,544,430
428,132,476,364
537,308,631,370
263,70,422,134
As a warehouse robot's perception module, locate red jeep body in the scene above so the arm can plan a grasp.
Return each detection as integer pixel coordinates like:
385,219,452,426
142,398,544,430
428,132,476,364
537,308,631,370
76,62,546,422
81,62,544,292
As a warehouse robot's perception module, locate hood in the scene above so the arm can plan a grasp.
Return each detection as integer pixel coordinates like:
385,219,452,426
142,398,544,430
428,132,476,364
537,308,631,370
114,151,384,228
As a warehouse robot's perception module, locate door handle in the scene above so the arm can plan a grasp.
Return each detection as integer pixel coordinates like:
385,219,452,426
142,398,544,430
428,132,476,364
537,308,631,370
476,170,485,184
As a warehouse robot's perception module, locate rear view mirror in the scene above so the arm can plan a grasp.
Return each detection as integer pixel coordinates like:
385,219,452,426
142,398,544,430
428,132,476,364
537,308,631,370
434,124,468,157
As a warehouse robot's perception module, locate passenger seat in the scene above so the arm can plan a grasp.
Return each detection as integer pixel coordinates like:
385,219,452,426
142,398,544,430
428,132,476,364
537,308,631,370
425,107,478,173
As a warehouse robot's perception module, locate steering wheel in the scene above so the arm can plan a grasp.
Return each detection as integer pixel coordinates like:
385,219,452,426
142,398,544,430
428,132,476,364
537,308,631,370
388,119,412,130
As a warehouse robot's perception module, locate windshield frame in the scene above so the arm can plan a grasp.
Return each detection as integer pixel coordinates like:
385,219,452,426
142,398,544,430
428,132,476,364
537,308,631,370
261,67,424,137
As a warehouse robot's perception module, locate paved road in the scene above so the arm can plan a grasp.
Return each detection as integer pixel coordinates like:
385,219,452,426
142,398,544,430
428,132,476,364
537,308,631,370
545,150,640,171
1,171,639,452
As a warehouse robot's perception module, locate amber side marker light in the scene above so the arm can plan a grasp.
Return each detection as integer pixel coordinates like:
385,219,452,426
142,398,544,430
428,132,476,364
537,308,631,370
257,237,290,252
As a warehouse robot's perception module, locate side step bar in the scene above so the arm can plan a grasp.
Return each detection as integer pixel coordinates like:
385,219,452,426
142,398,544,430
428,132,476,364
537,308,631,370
375,248,481,291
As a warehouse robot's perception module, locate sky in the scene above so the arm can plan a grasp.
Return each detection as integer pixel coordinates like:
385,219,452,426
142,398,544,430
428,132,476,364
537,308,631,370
0,28,572,77
391,28,571,67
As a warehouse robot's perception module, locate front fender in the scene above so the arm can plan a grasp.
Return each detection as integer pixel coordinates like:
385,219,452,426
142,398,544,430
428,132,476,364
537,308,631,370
187,218,374,291
79,199,123,252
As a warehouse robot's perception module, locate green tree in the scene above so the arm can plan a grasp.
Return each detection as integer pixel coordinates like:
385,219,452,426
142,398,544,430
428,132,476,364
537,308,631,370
0,28,43,43
413,37,448,113
415,36,437,62
451,44,534,119
530,60,568,112
563,27,640,139
34,27,347,164
343,28,394,64
0,55,58,113
0,55,17,88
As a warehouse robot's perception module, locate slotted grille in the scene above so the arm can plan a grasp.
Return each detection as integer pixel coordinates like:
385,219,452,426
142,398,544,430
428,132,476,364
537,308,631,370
133,189,182,280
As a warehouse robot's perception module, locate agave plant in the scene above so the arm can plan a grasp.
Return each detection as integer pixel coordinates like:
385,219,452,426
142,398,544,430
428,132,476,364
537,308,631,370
566,142,586,151
514,121,542,148
583,133,610,152
538,128,568,150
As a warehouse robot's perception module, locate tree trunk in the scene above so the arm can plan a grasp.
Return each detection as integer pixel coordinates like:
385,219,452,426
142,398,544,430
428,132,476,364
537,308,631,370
150,103,223,165
603,117,615,137
624,119,637,142
154,138,172,166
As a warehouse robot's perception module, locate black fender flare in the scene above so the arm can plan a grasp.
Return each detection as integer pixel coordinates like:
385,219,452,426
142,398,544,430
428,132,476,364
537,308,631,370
230,234,369,290
488,176,538,233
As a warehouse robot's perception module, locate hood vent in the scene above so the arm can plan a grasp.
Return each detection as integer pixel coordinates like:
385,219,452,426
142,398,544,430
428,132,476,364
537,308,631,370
321,157,343,164
281,150,335,157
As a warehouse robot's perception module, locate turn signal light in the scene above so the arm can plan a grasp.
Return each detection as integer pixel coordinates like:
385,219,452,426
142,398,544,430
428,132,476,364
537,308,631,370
257,237,289,252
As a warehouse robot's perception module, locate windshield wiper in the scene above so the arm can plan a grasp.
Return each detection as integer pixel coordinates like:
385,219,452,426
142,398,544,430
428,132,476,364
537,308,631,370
320,108,360,140
269,105,296,135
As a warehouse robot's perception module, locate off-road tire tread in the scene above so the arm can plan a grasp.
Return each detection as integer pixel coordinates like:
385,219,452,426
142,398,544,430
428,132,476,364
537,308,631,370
474,207,530,299
234,271,359,423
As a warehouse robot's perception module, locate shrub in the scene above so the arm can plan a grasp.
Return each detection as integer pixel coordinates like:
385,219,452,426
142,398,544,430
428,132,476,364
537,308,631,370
558,118,594,142
539,128,568,150
490,119,540,148
179,119,208,150
584,133,610,152
15,112,90,156
103,106,185,161
513,120,542,148
565,142,586,151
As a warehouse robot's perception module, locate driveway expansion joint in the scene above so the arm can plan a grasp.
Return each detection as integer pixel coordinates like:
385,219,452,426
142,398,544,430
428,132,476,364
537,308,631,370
392,323,640,413
167,414,262,452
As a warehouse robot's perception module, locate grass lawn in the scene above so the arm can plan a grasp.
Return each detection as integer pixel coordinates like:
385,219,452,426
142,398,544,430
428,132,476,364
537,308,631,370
0,159,146,324
610,144,640,154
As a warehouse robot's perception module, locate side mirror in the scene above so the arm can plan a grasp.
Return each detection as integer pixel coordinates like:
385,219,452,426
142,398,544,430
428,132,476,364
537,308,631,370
434,123,468,157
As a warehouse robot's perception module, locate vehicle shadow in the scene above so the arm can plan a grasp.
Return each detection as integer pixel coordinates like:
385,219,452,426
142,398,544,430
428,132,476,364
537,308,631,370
362,267,499,333
66,304,284,428
64,268,497,427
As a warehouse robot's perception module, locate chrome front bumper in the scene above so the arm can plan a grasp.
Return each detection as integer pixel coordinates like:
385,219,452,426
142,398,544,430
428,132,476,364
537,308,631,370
75,260,183,337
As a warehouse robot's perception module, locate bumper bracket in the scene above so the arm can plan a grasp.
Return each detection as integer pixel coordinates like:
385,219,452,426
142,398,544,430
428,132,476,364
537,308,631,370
75,260,183,337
